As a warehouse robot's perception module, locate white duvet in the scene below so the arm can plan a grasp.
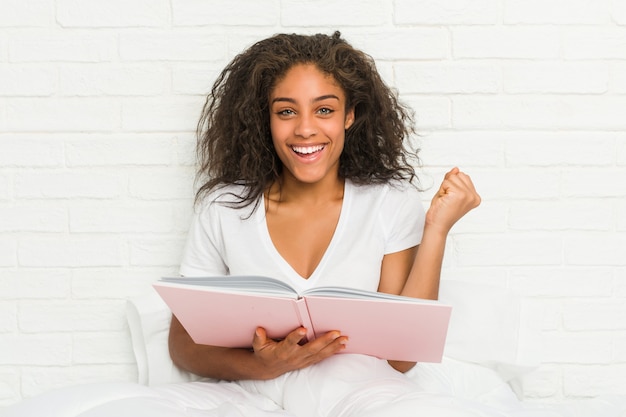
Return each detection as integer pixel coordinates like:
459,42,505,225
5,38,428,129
3,281,626,417
4,358,625,417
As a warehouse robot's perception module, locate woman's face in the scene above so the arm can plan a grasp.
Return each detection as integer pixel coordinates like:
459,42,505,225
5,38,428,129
269,64,354,187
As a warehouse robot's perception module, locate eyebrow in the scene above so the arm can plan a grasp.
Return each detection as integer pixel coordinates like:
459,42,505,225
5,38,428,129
271,94,340,105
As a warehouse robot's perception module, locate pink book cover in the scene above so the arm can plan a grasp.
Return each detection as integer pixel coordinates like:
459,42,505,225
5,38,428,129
304,295,451,362
153,279,452,362
153,282,315,347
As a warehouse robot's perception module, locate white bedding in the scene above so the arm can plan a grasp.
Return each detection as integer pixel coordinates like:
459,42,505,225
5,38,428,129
4,362,625,417
3,281,626,417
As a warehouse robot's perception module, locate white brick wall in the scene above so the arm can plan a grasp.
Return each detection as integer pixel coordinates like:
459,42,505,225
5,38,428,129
1,0,625,406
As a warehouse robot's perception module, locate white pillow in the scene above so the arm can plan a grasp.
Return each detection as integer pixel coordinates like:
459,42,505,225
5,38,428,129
126,281,540,386
438,280,541,381
126,290,209,386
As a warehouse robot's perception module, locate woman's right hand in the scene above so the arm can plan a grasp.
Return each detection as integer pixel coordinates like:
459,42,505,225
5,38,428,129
252,327,348,378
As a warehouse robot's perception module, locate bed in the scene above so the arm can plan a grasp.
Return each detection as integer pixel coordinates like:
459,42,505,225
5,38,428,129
3,281,625,417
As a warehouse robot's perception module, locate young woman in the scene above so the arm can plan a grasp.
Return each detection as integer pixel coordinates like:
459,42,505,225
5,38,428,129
169,31,480,416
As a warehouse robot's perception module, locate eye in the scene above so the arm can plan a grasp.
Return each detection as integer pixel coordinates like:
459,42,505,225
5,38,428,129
317,107,334,115
275,109,295,117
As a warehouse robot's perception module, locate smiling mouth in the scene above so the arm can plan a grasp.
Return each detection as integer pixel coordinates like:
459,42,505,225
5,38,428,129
291,145,326,155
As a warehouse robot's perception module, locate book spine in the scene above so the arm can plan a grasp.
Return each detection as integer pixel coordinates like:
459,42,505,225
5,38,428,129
294,298,316,342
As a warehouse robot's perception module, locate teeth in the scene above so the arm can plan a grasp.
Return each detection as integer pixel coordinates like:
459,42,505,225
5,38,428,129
292,145,325,155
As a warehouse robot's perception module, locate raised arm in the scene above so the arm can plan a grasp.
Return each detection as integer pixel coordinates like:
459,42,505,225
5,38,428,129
378,167,480,372
402,167,480,299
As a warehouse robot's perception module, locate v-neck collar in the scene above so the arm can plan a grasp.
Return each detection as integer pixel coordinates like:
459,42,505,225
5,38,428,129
256,180,352,292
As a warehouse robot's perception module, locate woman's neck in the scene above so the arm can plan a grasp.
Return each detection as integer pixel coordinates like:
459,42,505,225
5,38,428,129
267,174,345,206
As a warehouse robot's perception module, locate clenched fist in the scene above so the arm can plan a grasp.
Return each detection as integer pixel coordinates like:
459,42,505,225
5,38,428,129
426,167,481,235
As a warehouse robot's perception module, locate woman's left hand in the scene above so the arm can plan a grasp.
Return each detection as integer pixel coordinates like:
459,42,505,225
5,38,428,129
426,167,481,235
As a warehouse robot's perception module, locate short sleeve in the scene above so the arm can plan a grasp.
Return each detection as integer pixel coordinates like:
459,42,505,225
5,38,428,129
179,201,229,277
381,183,425,254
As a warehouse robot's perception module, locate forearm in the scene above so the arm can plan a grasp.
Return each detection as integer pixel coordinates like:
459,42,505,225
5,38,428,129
170,344,270,381
168,316,279,381
400,225,448,300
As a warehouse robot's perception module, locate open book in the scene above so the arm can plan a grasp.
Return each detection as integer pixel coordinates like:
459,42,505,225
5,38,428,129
153,276,452,362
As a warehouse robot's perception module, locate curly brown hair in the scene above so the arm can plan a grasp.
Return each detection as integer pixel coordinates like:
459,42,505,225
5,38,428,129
195,31,420,208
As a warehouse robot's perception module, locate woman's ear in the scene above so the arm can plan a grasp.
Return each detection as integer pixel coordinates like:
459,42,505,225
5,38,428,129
345,108,355,130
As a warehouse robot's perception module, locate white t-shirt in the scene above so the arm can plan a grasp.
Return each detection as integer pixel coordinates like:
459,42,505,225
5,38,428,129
179,180,425,294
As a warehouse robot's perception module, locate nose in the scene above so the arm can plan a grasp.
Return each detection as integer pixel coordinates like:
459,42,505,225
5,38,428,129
294,113,317,138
